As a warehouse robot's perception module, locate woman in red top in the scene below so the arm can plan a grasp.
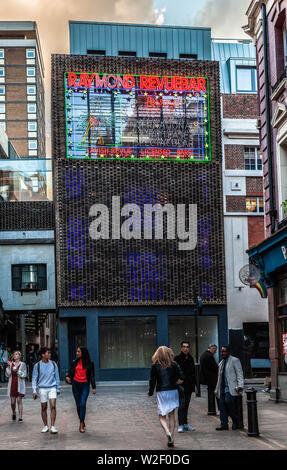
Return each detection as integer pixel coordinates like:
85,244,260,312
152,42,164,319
5,351,27,422
66,347,96,433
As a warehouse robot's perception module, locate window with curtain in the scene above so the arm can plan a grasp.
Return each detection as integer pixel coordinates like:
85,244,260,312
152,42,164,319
99,316,157,368
12,264,47,291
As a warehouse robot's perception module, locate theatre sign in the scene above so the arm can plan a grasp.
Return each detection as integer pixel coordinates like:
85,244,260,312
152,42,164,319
65,72,211,162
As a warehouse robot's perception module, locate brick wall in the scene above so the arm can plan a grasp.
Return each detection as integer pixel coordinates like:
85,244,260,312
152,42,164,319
226,196,246,212
222,94,258,119
225,145,245,169
248,216,265,248
246,177,264,196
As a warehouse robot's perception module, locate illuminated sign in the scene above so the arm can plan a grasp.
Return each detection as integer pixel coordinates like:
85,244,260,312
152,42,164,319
65,72,211,162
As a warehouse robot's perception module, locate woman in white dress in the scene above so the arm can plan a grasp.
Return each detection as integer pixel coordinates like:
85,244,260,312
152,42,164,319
148,346,184,447
5,351,27,422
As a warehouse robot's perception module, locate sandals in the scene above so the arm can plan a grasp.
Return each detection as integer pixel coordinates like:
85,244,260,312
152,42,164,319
166,432,174,447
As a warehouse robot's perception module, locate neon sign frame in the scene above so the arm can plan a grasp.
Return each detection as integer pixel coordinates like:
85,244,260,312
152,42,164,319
64,72,212,162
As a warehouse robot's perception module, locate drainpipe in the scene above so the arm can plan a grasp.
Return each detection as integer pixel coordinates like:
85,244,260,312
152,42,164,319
262,3,276,233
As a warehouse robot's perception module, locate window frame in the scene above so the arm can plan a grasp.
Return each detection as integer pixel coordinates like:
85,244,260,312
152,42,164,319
27,103,37,114
236,66,257,93
246,196,264,214
0,67,5,77
26,67,36,77
28,122,37,132
26,49,35,59
11,264,47,292
0,49,4,59
244,147,262,171
27,85,36,95
28,140,38,150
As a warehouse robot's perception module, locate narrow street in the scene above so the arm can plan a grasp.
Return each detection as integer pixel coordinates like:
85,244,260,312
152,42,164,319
0,383,286,450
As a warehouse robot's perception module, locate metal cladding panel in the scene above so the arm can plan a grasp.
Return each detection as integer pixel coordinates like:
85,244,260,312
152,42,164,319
69,22,212,60
52,54,225,307
0,201,55,230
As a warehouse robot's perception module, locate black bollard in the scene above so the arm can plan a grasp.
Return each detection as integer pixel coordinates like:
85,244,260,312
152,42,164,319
245,387,260,436
235,394,244,429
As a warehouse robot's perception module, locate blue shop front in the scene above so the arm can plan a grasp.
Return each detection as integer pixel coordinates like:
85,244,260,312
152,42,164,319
58,306,228,380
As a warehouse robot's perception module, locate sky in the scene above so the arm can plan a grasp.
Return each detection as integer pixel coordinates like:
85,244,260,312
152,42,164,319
2,0,252,155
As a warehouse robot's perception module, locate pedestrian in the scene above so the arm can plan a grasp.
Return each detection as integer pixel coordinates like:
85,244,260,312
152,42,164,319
0,344,9,383
199,344,219,415
174,341,196,433
32,347,61,434
65,347,96,433
50,344,59,365
215,345,244,431
27,345,38,382
5,350,27,422
148,346,184,448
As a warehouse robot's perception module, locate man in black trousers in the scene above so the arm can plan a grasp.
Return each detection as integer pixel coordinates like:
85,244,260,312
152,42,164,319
174,341,196,433
199,344,219,415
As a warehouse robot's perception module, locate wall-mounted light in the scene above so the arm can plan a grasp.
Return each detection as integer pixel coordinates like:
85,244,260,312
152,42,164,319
237,234,240,239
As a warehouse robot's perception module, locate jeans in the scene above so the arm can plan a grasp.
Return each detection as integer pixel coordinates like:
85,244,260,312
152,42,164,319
207,385,219,415
178,391,192,425
72,380,90,423
219,390,237,427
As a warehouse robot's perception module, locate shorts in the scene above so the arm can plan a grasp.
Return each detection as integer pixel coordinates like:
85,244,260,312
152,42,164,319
39,387,57,403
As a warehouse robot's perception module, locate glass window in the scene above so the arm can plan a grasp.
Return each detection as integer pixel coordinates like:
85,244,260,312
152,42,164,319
0,103,5,113
168,315,219,363
236,67,257,92
27,103,36,113
12,264,47,291
26,67,35,77
0,86,5,94
99,316,157,368
244,147,262,170
246,197,264,213
0,50,4,59
27,85,36,95
28,122,37,132
28,140,37,150
279,279,287,305
0,68,5,76
26,49,35,59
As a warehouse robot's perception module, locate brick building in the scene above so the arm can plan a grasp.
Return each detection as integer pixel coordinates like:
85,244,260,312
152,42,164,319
212,39,268,373
0,21,45,158
245,0,287,400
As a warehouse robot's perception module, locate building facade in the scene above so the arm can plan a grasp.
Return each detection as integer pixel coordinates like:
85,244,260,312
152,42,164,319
245,0,287,400
53,22,228,380
0,21,45,159
212,39,269,374
0,22,55,358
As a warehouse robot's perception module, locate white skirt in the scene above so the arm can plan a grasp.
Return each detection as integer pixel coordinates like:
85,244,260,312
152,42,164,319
157,389,179,416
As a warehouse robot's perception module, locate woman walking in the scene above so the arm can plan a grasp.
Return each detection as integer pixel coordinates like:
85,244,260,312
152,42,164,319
6,350,27,422
148,346,184,447
65,347,96,433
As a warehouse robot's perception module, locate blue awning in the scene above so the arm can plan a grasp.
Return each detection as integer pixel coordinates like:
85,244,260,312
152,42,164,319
247,226,287,286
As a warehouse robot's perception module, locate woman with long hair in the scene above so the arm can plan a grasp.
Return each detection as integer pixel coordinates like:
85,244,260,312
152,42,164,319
148,346,184,447
65,347,96,433
5,350,27,422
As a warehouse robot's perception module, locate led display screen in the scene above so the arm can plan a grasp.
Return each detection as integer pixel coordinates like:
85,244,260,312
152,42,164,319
65,72,211,162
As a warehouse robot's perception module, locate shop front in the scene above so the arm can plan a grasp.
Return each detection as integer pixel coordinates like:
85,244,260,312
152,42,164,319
248,225,287,401
58,306,227,380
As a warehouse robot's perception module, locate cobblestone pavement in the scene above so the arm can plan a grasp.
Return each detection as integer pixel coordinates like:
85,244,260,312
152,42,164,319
0,383,286,450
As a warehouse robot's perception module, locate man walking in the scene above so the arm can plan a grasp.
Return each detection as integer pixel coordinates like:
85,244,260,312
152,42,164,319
215,345,244,431
199,344,219,415
32,347,61,434
0,344,9,383
27,345,38,382
174,341,196,433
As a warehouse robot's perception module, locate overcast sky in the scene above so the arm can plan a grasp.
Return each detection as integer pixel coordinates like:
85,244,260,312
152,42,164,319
2,0,252,155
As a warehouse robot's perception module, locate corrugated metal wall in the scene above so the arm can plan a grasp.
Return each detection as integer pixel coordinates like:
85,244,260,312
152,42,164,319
69,21,212,60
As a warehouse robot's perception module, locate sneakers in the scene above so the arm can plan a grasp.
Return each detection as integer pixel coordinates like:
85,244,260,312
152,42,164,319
18,419,23,423
50,426,58,434
183,424,196,431
41,425,49,433
178,425,184,433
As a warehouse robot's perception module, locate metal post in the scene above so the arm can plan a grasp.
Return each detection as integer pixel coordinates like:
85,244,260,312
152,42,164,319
245,387,260,436
194,310,201,397
235,394,244,429
20,313,26,362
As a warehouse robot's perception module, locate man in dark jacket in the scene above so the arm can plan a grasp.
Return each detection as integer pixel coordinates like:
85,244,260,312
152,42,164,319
174,341,196,433
199,344,219,415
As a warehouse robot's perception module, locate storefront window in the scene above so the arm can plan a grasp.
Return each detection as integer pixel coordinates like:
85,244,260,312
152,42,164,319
99,316,157,369
168,315,219,362
279,279,287,305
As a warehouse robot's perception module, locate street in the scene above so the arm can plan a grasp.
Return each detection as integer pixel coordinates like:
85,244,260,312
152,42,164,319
0,383,286,450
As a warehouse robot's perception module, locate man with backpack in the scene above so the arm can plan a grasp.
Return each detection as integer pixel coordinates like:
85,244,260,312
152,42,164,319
32,347,61,434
